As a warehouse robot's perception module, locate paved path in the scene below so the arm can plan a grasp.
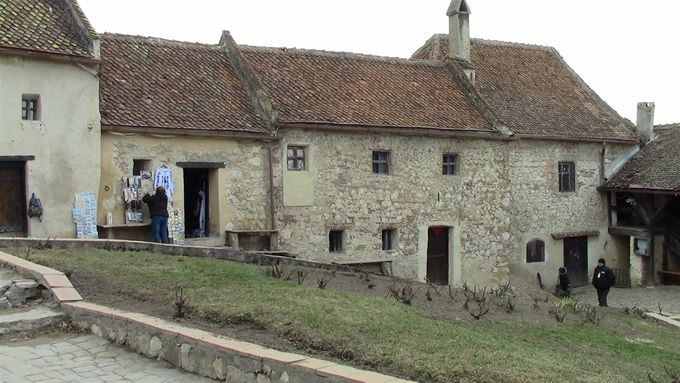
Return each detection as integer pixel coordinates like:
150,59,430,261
572,285,680,314
0,335,213,383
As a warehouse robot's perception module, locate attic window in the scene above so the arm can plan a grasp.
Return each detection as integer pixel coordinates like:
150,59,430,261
21,95,39,120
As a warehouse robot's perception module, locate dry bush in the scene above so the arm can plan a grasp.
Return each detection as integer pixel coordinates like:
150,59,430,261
174,283,189,318
387,279,415,305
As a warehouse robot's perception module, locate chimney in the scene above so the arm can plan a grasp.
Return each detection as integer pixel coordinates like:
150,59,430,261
636,102,655,142
447,0,471,62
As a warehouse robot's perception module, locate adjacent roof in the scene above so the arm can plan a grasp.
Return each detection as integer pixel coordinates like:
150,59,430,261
240,46,495,132
601,125,680,194
412,35,637,142
0,0,96,58
99,34,267,134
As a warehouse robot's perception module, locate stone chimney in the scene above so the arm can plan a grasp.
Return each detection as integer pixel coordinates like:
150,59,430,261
447,0,471,62
636,102,655,142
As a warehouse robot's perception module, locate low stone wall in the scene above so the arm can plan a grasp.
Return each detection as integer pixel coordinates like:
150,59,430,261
63,302,411,383
0,238,363,275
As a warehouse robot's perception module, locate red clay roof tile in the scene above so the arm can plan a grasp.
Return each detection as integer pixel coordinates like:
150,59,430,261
0,0,94,58
99,34,268,134
412,35,637,142
240,47,495,132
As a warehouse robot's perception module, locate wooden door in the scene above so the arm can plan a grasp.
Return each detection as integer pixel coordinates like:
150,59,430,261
427,227,449,285
564,236,588,286
0,162,27,236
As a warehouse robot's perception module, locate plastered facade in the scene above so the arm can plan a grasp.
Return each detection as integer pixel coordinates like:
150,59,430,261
99,133,271,239
0,56,100,238
272,128,515,286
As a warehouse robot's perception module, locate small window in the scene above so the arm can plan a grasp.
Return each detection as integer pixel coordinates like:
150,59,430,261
558,162,575,192
132,159,151,176
287,146,306,171
329,230,344,253
372,151,390,174
382,229,396,251
22,95,39,120
526,239,545,263
442,154,458,175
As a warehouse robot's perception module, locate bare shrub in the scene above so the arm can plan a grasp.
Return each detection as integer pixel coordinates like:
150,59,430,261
174,284,189,318
295,271,308,285
386,279,415,305
268,262,286,279
448,286,459,303
462,282,490,320
317,273,334,289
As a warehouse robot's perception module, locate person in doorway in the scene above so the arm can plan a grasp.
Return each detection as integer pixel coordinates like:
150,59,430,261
143,186,169,244
592,258,615,307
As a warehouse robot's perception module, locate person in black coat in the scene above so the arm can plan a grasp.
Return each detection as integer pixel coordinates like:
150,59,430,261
143,186,169,243
592,258,616,307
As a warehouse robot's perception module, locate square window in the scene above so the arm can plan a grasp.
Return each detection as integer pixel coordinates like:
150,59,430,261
133,159,151,176
329,230,344,253
382,229,396,251
21,95,39,120
558,162,575,192
287,146,306,171
372,151,390,174
442,154,458,175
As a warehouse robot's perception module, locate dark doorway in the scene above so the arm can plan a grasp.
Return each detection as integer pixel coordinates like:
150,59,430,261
183,168,209,238
0,162,27,237
564,236,589,286
427,227,449,285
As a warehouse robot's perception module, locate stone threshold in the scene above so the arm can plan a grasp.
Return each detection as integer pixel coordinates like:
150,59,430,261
0,250,413,383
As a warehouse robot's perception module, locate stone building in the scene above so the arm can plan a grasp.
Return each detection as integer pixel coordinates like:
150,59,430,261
0,0,101,238
3,0,660,287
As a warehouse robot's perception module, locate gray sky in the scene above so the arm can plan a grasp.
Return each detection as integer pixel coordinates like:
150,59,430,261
78,0,679,125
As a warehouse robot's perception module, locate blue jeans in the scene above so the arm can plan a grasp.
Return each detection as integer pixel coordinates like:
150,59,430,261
151,216,169,243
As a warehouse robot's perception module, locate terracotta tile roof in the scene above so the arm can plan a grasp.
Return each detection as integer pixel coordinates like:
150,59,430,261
412,35,637,142
601,125,680,193
240,46,495,132
0,0,95,58
99,34,267,134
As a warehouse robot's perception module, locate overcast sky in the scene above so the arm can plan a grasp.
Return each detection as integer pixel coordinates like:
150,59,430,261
78,0,679,125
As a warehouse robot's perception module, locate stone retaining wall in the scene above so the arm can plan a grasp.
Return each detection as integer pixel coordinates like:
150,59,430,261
63,302,411,383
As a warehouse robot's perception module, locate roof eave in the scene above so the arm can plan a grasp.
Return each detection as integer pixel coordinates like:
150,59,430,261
278,121,513,140
514,133,638,145
102,124,276,140
0,46,99,65
597,185,680,195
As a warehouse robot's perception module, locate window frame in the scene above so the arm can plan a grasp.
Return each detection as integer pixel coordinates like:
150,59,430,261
21,95,39,121
329,230,344,253
372,151,390,175
442,154,458,175
287,146,306,171
558,161,576,192
382,228,396,251
525,238,546,263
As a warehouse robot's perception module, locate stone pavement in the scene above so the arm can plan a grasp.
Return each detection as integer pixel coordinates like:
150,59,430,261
572,285,680,314
0,334,213,383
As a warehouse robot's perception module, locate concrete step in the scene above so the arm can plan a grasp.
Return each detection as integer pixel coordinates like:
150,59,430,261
0,306,67,338
184,237,226,247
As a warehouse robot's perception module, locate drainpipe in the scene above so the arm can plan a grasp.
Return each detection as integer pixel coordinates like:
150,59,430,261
267,143,277,231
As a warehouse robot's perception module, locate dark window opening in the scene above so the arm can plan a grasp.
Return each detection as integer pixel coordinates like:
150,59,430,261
21,96,39,120
329,230,343,253
372,151,390,174
287,146,306,171
526,239,545,263
443,154,458,175
382,229,396,251
132,159,151,176
613,192,645,227
558,162,575,192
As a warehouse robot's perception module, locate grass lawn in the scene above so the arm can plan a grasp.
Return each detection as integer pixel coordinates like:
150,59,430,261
9,248,680,383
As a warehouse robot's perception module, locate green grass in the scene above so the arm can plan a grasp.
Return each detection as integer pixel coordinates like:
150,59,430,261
11,248,680,382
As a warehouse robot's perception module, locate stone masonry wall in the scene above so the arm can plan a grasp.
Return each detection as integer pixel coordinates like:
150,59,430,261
99,133,271,238
272,129,515,286
508,140,636,284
